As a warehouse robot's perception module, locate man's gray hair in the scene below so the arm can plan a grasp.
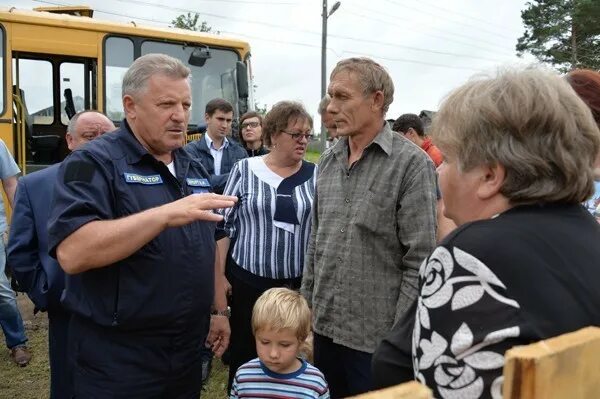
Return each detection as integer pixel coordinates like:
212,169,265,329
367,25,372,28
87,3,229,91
122,53,191,98
330,57,394,114
318,95,330,115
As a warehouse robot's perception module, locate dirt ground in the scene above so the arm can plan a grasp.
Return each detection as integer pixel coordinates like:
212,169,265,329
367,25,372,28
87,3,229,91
0,294,229,399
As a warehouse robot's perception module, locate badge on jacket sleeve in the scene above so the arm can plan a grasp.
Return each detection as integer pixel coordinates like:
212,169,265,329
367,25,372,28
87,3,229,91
186,178,211,194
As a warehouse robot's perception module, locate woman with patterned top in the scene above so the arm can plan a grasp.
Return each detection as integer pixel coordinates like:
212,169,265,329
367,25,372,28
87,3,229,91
239,111,270,157
216,101,317,392
373,68,600,399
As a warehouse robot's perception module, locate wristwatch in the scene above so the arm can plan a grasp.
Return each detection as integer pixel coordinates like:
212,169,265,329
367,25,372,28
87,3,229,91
211,306,231,318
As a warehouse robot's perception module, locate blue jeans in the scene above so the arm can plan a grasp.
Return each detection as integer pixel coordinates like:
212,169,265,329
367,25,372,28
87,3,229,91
0,236,28,349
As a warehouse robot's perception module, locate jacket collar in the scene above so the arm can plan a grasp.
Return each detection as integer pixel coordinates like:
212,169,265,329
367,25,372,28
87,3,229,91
421,137,433,152
120,119,192,169
331,120,394,160
205,132,229,150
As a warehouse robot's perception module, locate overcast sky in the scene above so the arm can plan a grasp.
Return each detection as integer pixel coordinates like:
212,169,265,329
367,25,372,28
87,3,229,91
3,0,537,120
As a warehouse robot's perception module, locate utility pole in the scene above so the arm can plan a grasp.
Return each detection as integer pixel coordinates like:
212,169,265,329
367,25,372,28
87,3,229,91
320,0,340,152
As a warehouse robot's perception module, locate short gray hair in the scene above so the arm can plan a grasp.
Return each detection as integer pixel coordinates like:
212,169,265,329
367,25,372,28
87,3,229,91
122,53,191,98
330,57,394,114
318,95,330,115
431,67,600,205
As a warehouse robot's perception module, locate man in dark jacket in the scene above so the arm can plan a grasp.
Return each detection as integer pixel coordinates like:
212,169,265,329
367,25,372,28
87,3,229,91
185,98,247,194
45,54,236,398
8,110,115,398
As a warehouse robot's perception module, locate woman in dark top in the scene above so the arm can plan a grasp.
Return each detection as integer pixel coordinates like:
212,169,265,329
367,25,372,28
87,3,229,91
372,68,600,399
239,111,269,157
217,102,317,391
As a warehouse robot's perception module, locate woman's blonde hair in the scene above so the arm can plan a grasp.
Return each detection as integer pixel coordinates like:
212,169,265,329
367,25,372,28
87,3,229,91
431,67,600,204
252,288,311,342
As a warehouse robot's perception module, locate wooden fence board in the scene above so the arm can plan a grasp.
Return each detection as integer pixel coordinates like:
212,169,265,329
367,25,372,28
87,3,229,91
503,326,600,399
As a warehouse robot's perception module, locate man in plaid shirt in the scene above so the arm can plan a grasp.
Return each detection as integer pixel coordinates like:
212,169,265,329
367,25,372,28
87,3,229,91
301,57,437,398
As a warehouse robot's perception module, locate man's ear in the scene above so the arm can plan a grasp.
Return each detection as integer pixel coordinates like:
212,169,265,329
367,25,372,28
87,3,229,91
371,90,385,111
477,163,506,200
404,128,417,142
123,95,136,119
65,132,75,151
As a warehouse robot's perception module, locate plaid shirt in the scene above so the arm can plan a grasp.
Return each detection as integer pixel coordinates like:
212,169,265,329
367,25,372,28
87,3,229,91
301,123,438,353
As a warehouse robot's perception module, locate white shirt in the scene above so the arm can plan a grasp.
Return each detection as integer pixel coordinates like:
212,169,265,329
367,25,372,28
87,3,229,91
204,133,229,175
166,161,176,177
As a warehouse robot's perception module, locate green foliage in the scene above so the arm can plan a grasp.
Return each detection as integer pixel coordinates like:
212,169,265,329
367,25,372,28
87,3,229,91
516,0,600,72
171,13,216,33
304,151,321,163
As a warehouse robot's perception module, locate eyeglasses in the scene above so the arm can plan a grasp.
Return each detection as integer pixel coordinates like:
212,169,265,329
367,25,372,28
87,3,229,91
281,130,314,141
241,121,260,129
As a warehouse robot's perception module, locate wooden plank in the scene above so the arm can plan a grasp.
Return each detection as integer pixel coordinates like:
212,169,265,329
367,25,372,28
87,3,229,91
348,381,432,399
503,326,600,399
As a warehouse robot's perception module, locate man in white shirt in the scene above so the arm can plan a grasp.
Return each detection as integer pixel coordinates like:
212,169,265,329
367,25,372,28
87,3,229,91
185,98,247,194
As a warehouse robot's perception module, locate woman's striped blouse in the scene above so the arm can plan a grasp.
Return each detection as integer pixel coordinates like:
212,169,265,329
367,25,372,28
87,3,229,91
221,156,317,279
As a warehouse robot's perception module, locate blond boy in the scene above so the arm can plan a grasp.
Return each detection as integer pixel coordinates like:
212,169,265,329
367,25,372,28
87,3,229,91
230,288,330,399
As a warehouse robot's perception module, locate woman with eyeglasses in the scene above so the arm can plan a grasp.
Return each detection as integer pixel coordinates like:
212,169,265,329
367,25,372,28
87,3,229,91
216,101,317,392
239,111,270,157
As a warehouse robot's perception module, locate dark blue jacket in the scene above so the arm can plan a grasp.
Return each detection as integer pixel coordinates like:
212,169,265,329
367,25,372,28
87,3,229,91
47,121,215,336
8,164,64,313
184,135,247,194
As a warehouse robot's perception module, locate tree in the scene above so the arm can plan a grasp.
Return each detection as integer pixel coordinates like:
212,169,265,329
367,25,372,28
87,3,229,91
171,13,216,33
254,102,268,115
516,0,600,72
252,84,268,115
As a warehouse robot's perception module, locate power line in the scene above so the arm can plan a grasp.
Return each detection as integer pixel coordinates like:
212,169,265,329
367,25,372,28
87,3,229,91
341,50,487,72
112,0,318,34
30,0,341,53
104,0,512,62
408,0,507,31
329,31,505,62
28,0,502,73
115,0,299,6
220,30,343,57
31,0,173,25
381,0,514,41
341,8,513,58
342,3,513,56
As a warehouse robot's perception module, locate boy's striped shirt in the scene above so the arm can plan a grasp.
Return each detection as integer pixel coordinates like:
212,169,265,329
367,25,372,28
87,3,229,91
231,358,330,399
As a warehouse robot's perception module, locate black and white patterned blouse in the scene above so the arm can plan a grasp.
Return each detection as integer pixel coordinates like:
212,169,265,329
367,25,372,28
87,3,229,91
413,204,600,399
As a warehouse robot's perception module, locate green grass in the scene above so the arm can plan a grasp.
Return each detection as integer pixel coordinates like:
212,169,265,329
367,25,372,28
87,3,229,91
305,150,321,164
0,322,51,398
0,296,230,399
